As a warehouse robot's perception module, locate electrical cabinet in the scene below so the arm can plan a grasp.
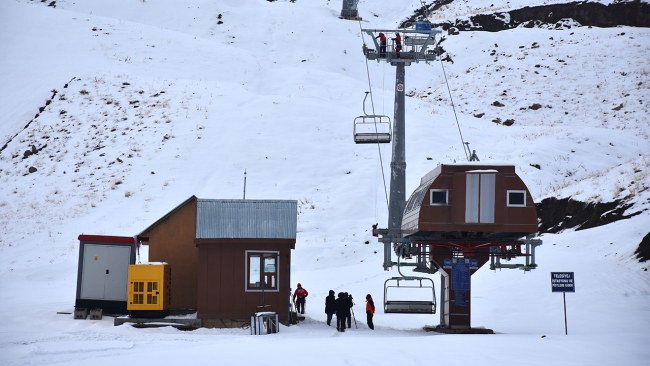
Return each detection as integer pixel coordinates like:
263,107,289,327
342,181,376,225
127,263,171,317
75,235,136,314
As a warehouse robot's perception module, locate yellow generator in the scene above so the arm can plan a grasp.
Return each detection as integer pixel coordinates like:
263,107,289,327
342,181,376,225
127,263,171,318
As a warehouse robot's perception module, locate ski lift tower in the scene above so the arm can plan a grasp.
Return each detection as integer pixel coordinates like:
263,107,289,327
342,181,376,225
360,22,441,271
360,22,542,333
340,0,362,21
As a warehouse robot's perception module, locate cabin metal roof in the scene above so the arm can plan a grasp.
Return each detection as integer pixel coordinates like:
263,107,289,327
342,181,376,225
195,199,298,239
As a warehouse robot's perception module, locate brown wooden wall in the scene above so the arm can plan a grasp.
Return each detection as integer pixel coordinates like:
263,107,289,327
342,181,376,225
196,239,294,325
402,165,538,236
144,199,198,310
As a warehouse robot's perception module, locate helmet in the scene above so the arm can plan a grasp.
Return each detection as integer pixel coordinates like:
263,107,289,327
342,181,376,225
297,283,302,288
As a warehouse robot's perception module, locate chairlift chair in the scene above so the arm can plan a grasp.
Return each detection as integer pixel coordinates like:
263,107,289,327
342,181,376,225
354,115,391,144
383,276,436,314
353,92,392,144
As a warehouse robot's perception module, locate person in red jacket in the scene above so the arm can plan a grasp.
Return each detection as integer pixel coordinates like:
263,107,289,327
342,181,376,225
293,283,308,314
375,32,387,57
392,32,402,57
365,294,375,330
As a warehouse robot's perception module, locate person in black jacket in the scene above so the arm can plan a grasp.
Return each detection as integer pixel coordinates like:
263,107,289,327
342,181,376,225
324,290,336,326
344,293,354,329
335,292,347,332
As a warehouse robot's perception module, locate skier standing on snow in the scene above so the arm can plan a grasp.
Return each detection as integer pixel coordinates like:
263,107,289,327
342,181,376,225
325,290,336,326
366,294,375,330
335,292,347,332
345,293,354,329
293,283,308,314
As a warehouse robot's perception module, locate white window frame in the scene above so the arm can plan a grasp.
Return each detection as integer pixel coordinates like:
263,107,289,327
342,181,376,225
429,189,449,206
245,250,280,293
507,190,527,207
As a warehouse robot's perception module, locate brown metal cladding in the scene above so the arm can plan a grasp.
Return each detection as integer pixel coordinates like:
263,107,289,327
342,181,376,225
196,239,294,323
140,197,198,310
402,165,538,236
140,197,296,322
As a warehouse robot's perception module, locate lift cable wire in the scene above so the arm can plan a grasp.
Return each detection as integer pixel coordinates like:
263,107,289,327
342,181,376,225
439,56,469,160
358,20,389,209
415,0,471,160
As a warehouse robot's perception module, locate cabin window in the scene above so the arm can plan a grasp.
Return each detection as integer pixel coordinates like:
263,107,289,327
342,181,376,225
507,190,526,207
465,173,495,223
245,250,280,292
429,189,448,205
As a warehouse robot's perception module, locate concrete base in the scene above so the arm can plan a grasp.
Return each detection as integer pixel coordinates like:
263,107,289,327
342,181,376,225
339,16,362,21
201,319,249,329
424,326,494,334
114,317,202,330
74,308,88,320
89,308,103,320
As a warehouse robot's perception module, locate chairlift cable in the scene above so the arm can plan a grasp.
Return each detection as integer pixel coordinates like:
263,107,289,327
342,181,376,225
417,0,472,160
358,19,389,208
439,50,471,161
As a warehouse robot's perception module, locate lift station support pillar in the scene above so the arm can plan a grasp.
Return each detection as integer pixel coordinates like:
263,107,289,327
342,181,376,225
387,62,406,254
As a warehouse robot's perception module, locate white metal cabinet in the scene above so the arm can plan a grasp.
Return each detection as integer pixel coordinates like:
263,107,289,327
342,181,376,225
80,244,131,301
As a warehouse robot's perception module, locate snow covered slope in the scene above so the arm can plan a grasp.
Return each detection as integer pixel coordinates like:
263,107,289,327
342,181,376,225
0,0,648,365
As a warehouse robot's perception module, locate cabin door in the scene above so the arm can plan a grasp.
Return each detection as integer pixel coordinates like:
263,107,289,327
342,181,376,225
465,173,495,223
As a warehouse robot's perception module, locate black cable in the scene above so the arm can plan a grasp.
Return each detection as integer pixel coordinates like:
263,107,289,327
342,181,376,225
358,20,390,208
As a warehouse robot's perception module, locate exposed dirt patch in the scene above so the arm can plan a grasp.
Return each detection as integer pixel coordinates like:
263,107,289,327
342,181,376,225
635,232,650,263
408,1,650,31
536,196,643,234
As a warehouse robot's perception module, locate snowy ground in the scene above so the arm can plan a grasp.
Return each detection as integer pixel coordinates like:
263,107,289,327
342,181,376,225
0,0,649,365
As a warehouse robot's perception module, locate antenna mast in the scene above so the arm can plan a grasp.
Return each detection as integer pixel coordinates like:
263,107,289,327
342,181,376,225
243,169,247,200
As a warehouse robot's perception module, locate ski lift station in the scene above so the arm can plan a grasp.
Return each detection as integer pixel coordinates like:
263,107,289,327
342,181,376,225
356,19,542,332
75,197,298,329
138,196,298,328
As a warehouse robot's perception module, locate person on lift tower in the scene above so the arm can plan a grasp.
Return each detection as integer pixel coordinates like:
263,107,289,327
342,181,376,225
375,32,387,58
392,32,402,58
293,283,308,314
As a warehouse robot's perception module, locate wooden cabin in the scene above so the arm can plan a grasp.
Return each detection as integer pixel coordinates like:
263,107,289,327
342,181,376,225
401,164,538,239
138,196,297,327
139,196,199,311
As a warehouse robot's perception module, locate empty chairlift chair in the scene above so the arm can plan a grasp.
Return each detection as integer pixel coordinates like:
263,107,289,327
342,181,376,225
353,92,391,144
383,276,436,314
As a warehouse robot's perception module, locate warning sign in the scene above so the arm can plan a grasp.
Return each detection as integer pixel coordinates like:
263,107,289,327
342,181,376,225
551,272,575,292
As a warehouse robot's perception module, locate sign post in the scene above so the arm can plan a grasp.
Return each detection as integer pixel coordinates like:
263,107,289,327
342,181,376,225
550,272,575,335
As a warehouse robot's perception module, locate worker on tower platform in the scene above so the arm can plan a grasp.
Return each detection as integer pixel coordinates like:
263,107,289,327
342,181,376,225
375,32,387,58
392,32,402,58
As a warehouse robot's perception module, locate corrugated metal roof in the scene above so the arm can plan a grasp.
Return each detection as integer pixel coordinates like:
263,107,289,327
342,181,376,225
196,199,298,239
